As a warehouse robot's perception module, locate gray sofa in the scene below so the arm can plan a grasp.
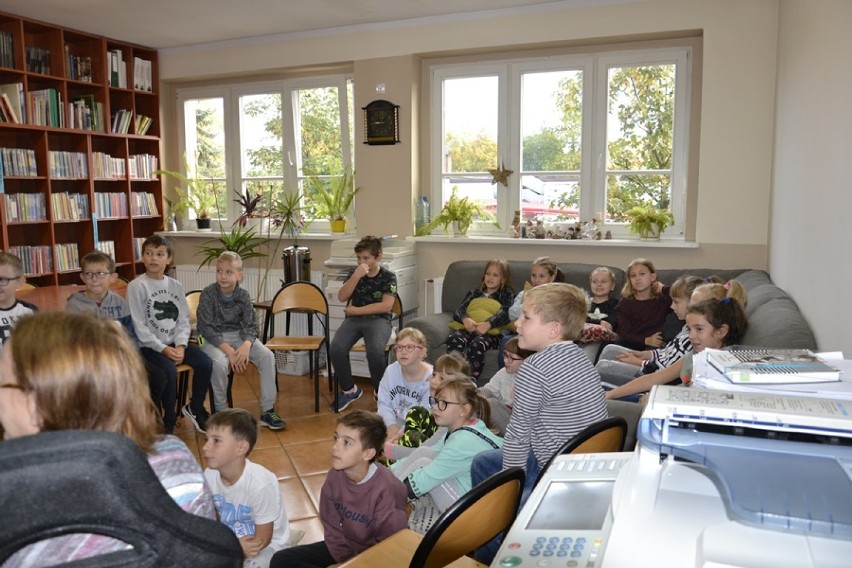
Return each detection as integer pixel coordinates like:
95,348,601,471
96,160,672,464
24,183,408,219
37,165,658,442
408,260,818,386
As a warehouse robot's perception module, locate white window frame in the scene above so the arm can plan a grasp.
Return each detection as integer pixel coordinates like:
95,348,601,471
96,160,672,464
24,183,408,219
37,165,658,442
429,46,691,238
175,74,353,232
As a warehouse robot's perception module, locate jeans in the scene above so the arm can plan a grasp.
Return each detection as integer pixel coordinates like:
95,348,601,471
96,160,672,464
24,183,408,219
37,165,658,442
202,333,277,412
270,541,335,568
141,344,212,429
330,315,392,391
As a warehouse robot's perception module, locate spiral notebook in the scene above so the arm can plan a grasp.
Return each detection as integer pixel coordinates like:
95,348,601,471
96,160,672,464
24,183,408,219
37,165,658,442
706,348,841,384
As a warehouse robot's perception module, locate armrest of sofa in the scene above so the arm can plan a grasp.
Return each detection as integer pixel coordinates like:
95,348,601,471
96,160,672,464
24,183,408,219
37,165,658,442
407,312,453,364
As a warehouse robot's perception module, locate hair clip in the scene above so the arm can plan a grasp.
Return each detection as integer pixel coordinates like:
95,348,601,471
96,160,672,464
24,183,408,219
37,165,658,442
721,297,731,304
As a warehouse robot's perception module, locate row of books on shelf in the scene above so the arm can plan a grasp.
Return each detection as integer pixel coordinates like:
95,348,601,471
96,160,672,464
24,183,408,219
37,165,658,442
65,46,93,82
48,151,89,179
4,192,47,223
96,239,116,259
132,237,145,261
8,245,52,275
67,94,104,131
134,57,153,92
129,154,158,180
130,192,160,216
94,192,128,218
0,147,38,177
0,82,25,124
25,46,51,75
28,88,64,127
109,109,153,135
108,48,128,89
52,192,90,221
54,242,80,272
0,31,13,69
93,152,126,179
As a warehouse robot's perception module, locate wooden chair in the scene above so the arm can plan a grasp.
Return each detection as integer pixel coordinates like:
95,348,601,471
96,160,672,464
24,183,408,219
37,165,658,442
17,282,37,290
264,281,330,413
532,416,629,489
176,290,212,420
350,293,404,366
408,466,525,568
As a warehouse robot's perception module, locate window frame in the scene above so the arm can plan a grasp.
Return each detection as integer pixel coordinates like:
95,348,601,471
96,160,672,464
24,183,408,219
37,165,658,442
427,44,692,239
174,74,353,232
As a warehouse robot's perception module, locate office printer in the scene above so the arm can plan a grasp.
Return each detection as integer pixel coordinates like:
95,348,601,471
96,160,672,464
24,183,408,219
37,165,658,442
602,385,852,567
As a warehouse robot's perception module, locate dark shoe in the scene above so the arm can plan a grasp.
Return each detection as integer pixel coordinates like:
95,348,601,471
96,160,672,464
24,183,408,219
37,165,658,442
260,409,286,430
330,386,363,412
182,404,207,432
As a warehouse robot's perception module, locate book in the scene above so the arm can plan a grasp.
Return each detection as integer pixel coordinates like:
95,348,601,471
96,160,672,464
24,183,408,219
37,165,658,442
706,347,841,384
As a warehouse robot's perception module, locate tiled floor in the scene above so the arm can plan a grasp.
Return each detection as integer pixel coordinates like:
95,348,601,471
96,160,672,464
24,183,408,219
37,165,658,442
175,365,376,546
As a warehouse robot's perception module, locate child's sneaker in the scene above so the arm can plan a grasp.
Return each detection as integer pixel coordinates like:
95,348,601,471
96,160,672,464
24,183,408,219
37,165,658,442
260,409,286,430
330,386,363,412
182,403,208,432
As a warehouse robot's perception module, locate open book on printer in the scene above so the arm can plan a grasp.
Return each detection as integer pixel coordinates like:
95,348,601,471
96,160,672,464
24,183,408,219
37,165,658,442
705,347,841,384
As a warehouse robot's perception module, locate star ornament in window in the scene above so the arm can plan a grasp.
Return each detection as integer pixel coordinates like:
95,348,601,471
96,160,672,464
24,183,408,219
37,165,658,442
488,163,514,187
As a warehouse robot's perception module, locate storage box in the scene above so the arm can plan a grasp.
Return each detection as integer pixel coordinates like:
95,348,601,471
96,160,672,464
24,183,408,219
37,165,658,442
275,350,327,376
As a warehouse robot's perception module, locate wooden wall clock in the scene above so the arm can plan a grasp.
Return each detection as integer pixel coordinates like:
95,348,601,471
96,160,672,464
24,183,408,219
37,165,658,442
363,100,400,145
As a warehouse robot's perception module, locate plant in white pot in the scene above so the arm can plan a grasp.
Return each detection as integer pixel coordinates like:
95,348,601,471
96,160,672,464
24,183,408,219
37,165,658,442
303,166,359,233
625,205,674,240
156,153,217,230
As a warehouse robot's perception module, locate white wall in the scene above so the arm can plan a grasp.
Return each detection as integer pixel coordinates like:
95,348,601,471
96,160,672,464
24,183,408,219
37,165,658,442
770,0,852,354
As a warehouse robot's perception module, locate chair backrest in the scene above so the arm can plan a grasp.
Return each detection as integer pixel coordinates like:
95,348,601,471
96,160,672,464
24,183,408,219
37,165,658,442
17,282,38,290
533,416,629,488
392,293,404,329
185,289,202,325
0,430,243,567
271,281,328,316
409,466,525,568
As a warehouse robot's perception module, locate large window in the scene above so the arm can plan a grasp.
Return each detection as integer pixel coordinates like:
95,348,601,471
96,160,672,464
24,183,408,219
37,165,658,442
175,76,354,231
430,45,691,238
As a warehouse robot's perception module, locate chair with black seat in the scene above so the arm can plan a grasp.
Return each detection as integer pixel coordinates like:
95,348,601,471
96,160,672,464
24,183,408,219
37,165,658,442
264,281,331,413
533,416,629,488
0,429,243,567
407,466,525,568
350,293,404,367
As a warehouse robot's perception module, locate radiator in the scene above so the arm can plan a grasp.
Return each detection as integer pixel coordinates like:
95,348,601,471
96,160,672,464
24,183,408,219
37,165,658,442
174,264,327,336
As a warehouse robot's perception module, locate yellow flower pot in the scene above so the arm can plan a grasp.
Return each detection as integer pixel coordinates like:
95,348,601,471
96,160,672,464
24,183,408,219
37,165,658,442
330,218,347,233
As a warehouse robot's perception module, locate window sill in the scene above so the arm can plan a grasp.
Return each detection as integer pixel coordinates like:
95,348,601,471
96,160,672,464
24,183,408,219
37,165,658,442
412,235,698,249
159,230,343,242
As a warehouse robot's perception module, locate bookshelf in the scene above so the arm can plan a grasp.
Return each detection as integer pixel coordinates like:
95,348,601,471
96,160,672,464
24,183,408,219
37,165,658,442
0,10,162,285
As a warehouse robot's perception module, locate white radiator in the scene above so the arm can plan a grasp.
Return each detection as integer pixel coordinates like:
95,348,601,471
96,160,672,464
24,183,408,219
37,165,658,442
174,264,327,336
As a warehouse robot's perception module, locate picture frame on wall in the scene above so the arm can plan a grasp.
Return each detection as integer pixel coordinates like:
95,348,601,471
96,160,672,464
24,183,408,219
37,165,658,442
363,99,400,145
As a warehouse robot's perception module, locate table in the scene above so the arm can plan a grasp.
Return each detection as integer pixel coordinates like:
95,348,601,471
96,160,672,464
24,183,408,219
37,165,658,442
17,284,127,311
338,529,487,567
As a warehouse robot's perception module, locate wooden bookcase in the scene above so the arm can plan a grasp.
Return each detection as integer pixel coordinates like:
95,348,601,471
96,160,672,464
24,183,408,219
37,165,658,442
0,10,161,285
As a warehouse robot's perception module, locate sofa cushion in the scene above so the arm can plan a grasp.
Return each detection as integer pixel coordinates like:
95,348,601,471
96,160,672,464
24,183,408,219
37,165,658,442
743,284,791,316
742,298,817,349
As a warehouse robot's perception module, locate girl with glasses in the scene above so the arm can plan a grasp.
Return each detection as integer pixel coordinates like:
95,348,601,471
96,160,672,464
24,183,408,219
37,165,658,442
390,377,502,531
478,337,534,435
376,328,433,443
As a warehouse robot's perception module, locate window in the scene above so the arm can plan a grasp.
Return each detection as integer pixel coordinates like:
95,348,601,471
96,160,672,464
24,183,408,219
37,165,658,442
430,45,691,238
175,76,353,230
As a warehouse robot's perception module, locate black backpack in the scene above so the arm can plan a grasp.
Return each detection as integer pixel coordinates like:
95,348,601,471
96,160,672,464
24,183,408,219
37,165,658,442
0,430,243,567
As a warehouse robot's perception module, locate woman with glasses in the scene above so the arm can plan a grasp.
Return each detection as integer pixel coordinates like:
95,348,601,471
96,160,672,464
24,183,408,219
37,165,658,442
376,328,433,443
390,377,502,531
478,336,535,435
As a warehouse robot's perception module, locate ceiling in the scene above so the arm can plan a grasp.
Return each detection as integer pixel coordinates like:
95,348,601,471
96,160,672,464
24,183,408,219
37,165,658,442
0,0,596,50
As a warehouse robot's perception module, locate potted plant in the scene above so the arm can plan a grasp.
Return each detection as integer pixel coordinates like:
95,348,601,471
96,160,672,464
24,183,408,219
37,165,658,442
196,224,267,270
303,167,359,233
625,205,675,240
156,153,217,230
415,187,499,236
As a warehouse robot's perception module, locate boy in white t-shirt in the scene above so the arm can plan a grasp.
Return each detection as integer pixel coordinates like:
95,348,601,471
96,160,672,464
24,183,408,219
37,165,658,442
203,409,290,567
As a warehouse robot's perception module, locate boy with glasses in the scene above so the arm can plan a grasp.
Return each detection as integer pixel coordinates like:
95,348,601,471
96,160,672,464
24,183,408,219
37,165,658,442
478,336,535,435
67,250,168,425
0,252,36,351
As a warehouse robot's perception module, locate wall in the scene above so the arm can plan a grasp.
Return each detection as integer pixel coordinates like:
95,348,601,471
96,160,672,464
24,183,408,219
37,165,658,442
161,0,782,317
770,0,852,354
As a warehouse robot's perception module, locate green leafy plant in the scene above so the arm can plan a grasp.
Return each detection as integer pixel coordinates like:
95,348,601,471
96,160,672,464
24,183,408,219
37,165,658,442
268,190,310,244
415,187,499,236
155,153,217,220
196,224,267,270
625,205,674,239
303,167,360,221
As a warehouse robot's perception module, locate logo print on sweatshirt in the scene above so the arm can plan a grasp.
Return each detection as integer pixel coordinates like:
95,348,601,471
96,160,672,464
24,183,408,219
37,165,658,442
153,300,179,322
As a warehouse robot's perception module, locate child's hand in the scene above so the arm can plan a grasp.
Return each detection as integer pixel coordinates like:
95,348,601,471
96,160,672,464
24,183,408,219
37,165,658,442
600,320,613,331
462,317,477,333
238,535,264,558
644,332,664,348
474,321,492,335
387,425,402,443
354,263,370,279
162,345,184,364
616,351,644,366
229,344,250,373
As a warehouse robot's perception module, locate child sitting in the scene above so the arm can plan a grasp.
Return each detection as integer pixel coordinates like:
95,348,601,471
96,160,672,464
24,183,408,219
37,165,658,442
391,377,503,526
447,259,514,381
611,258,672,350
128,235,213,433
269,410,408,568
197,251,283,429
479,337,534,435
203,409,290,567
0,252,36,351
677,297,748,386
587,266,619,329
377,328,433,442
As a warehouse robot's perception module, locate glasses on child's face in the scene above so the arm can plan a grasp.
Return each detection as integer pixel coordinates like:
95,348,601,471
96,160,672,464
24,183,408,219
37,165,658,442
82,271,110,280
429,396,463,411
393,344,422,353
503,352,523,363
0,276,21,287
